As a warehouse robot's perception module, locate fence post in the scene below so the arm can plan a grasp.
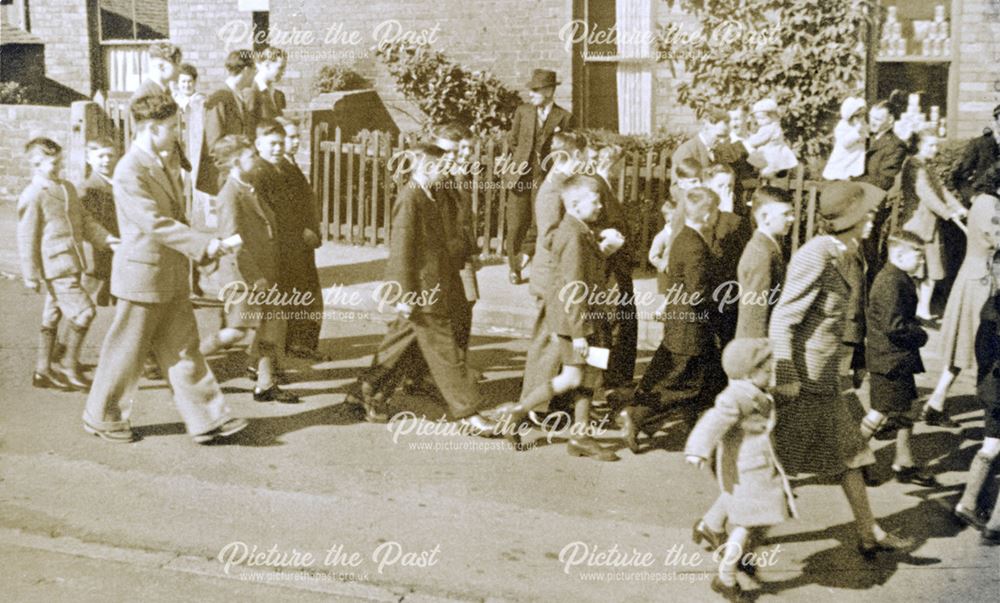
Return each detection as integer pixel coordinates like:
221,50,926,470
332,127,342,242
69,100,102,183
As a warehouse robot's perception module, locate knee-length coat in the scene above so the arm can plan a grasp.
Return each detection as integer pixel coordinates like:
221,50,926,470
685,379,797,527
768,235,874,475
939,193,1000,370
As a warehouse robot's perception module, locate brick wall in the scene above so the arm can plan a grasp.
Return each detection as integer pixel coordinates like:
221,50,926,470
954,0,1000,138
269,0,574,130
652,3,698,135
28,0,92,97
0,105,73,200
169,0,251,96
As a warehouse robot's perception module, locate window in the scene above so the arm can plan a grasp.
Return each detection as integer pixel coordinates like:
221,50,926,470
97,0,170,93
572,0,653,134
1,0,31,31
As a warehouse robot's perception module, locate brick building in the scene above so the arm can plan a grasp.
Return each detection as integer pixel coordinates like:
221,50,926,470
2,0,999,138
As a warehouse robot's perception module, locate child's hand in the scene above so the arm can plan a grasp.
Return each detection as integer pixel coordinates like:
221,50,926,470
685,455,705,469
253,277,270,292
396,302,413,319
572,337,588,359
303,228,320,249
23,279,40,293
598,228,625,257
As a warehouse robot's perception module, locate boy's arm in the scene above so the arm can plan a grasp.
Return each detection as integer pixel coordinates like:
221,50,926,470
684,390,740,460
16,188,44,283
872,279,929,349
915,168,962,219
555,230,590,339
385,190,418,299
70,185,113,248
113,170,214,262
736,244,772,339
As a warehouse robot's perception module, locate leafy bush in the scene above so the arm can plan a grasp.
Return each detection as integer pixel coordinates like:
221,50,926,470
311,64,370,95
375,41,523,137
926,137,971,196
0,81,29,104
658,0,876,161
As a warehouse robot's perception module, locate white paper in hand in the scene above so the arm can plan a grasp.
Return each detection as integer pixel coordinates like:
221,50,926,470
221,234,243,250
585,346,610,370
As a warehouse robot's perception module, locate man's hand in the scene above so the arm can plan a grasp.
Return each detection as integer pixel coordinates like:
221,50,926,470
598,228,625,257
23,278,40,293
303,228,320,249
685,455,705,469
572,337,588,359
253,277,270,292
396,302,414,319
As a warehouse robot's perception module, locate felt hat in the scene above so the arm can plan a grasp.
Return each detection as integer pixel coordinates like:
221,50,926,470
819,181,885,233
527,69,560,90
721,338,773,380
751,98,778,114
840,96,867,120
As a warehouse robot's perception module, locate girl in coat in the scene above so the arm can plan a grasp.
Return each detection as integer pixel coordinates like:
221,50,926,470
769,181,912,558
746,99,798,177
954,248,1000,544
894,129,969,320
686,338,796,600
823,96,868,180
923,167,1000,425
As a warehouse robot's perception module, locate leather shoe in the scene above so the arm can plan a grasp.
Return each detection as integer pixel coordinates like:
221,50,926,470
893,465,939,487
193,418,249,444
84,421,137,443
620,406,648,453
56,366,91,392
567,437,618,461
253,384,301,404
857,532,914,560
710,576,745,601
33,369,72,391
692,519,726,551
953,504,986,529
921,406,960,428
508,269,523,285
982,529,1000,545
459,413,501,437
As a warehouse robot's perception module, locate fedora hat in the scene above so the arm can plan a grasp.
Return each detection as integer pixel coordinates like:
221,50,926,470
527,69,560,90
819,181,885,232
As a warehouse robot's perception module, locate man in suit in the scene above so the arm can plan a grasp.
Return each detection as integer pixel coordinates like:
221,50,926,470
670,108,730,200
503,69,572,285
349,144,497,434
951,104,1000,204
244,46,288,124
130,42,191,174
857,102,909,282
196,49,256,196
82,95,246,444
734,187,793,338
621,187,726,452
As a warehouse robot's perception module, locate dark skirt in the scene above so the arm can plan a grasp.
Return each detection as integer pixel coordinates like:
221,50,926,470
869,372,918,417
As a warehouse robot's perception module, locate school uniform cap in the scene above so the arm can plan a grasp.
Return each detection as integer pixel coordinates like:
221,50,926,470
721,338,772,380
840,96,867,120
751,98,778,114
819,181,885,232
527,69,560,90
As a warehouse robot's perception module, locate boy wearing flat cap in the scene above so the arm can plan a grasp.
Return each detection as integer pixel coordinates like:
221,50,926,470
503,68,573,285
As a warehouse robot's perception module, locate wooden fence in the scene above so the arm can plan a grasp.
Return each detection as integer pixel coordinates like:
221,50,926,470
315,126,828,259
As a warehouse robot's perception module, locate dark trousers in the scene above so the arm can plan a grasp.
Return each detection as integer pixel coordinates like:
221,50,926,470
602,276,638,387
362,312,478,419
505,184,537,270
635,344,724,414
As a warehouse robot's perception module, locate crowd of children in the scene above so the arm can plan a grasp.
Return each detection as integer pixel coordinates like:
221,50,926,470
14,39,1000,600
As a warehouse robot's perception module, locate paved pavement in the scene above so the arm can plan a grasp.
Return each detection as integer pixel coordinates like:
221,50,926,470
1,198,998,602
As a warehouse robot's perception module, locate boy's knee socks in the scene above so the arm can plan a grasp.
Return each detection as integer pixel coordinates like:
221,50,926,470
959,452,996,511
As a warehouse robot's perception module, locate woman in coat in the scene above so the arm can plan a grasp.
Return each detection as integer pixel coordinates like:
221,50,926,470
894,129,968,319
769,181,911,558
923,167,1000,425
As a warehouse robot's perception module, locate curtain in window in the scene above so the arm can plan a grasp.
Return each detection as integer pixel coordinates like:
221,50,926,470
104,45,148,92
615,0,653,135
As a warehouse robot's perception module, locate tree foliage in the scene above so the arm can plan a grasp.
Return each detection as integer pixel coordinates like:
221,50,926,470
658,0,876,159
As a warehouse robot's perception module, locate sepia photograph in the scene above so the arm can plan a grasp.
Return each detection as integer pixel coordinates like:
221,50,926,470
0,0,999,600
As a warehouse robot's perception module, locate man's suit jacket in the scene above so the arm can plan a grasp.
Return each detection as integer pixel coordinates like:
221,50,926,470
436,177,477,271
594,174,636,280
111,145,213,303
78,172,119,280
244,85,286,124
528,169,570,298
662,224,718,355
17,177,111,282
865,263,927,377
859,130,908,191
735,230,785,338
952,130,1000,202
130,79,192,173
385,181,462,317
545,214,606,340
197,87,252,195
505,102,572,185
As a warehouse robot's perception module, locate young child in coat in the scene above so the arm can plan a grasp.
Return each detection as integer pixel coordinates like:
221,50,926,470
746,99,798,177
78,137,120,307
494,175,620,461
17,138,118,391
861,232,937,486
199,134,300,404
823,96,868,181
685,338,796,600
649,199,676,320
954,248,1000,544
